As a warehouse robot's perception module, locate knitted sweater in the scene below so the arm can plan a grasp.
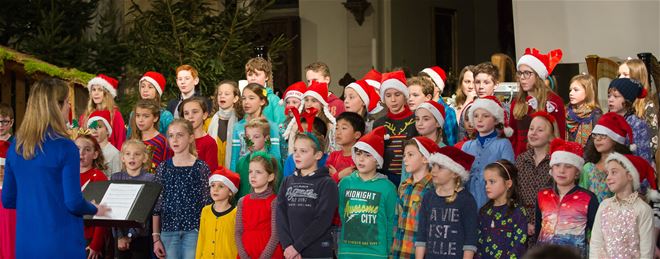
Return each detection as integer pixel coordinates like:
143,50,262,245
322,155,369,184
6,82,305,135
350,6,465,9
373,105,418,186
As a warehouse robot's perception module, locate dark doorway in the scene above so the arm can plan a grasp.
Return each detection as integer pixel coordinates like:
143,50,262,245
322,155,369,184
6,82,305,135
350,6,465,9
433,8,458,94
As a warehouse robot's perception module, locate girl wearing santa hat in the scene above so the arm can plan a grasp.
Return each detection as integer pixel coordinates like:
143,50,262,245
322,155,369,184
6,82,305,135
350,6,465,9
283,80,337,154
515,111,559,244
582,112,634,202
391,137,441,258
127,71,174,137
462,96,515,208
279,81,306,157
510,48,567,157
536,138,599,258
589,153,657,258
414,100,447,146
415,146,478,259
373,70,419,186
196,167,240,259
607,78,654,165
343,79,383,132
82,74,127,149
419,66,459,146
619,58,658,153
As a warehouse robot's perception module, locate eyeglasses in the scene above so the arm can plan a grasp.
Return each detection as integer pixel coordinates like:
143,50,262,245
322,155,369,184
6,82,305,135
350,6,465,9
592,133,608,140
516,71,535,79
0,120,12,126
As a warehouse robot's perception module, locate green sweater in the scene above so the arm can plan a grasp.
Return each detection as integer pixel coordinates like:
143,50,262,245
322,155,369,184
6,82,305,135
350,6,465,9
338,171,397,258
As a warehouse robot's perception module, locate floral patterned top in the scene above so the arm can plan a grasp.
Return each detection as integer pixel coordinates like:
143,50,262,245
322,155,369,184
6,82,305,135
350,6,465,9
643,101,658,153
580,162,613,202
476,204,528,259
624,113,654,166
515,149,552,221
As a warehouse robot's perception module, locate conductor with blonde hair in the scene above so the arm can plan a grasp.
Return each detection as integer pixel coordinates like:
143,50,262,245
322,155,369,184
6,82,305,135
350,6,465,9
2,78,109,258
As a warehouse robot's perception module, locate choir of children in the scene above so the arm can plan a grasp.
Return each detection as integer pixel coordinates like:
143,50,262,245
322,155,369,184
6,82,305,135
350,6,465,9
6,49,660,259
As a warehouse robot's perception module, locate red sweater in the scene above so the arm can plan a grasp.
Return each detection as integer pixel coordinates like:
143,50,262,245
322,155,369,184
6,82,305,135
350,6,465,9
509,92,566,157
80,168,108,252
328,93,346,116
196,134,219,171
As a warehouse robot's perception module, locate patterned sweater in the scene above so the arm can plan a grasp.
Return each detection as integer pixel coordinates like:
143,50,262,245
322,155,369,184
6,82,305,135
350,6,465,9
373,105,418,186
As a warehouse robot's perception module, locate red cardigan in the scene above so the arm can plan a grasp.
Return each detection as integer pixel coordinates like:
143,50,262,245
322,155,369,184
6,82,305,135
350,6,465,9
80,168,108,252
509,92,566,157
195,134,219,171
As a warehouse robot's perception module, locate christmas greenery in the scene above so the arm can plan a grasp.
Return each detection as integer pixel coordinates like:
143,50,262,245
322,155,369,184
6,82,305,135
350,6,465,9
1,0,292,111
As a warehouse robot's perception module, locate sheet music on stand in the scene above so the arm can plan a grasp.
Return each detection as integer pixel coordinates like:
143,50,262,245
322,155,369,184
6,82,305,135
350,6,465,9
93,183,144,220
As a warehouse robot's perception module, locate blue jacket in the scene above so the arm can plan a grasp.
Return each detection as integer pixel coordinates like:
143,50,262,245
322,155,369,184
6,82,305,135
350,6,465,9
461,137,514,208
2,136,98,258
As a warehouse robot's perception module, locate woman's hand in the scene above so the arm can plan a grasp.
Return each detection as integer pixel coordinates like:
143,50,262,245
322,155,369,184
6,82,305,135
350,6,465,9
91,200,111,217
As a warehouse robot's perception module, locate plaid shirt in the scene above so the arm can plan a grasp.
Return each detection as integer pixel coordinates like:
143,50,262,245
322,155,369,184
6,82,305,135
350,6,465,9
391,174,434,258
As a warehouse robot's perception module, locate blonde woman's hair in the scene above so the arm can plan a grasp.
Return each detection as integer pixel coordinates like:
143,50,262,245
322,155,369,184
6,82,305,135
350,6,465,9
407,76,435,98
84,85,116,125
624,59,655,118
568,74,599,109
15,78,70,159
513,73,551,120
167,119,198,157
454,65,476,108
121,139,150,171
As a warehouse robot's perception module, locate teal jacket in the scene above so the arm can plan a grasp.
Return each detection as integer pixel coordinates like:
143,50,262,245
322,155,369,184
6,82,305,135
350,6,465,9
263,87,286,125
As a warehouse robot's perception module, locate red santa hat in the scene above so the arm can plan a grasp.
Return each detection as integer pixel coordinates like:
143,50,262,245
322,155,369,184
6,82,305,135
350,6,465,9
428,145,475,181
468,96,514,137
87,74,119,98
416,100,446,127
139,71,166,96
379,70,409,99
592,112,635,151
517,48,563,80
412,136,443,159
280,81,307,105
352,126,388,168
549,138,585,169
362,69,382,90
301,80,336,124
87,110,113,137
421,66,447,93
303,80,329,106
530,111,560,135
606,153,660,201
208,166,241,194
345,79,383,114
